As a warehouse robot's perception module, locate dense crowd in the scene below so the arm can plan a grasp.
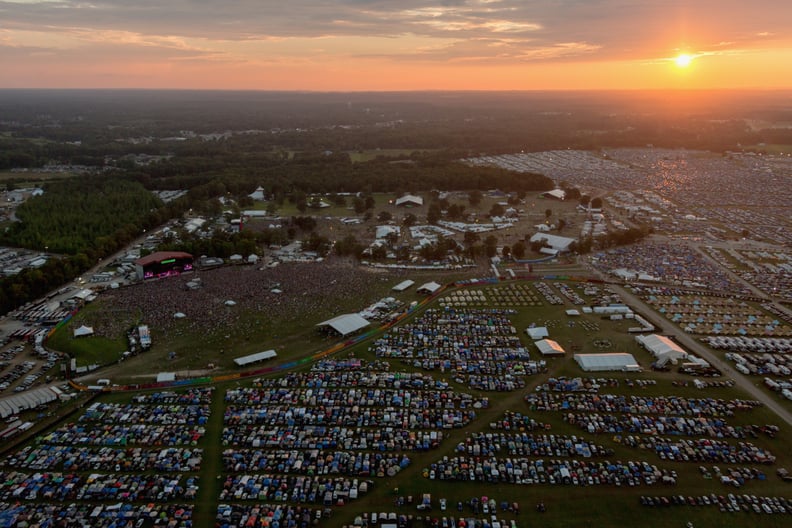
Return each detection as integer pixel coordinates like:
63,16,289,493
85,260,392,339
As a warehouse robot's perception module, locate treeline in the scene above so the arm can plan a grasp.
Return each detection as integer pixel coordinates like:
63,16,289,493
2,177,163,255
132,153,555,196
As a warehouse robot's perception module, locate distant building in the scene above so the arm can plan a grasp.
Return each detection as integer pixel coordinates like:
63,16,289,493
249,186,266,201
575,353,640,372
530,233,575,253
395,195,424,207
542,189,566,200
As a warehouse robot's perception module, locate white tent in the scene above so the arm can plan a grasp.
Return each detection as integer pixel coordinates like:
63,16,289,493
395,195,424,207
525,326,549,340
73,325,94,338
392,280,415,292
529,233,575,252
535,339,565,356
224,300,237,306
249,186,266,201
417,281,442,294
575,353,640,372
318,314,370,336
636,334,688,360
234,350,277,367
156,372,176,383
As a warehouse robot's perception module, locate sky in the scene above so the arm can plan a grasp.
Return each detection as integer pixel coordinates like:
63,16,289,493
1,0,791,91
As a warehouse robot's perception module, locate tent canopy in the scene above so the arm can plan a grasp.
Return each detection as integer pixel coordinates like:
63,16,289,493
73,325,94,337
575,353,639,371
318,314,370,336
526,326,549,340
234,350,277,367
535,339,565,356
417,281,442,294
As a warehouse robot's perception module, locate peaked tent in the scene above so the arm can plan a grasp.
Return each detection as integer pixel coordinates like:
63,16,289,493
417,281,442,295
318,314,370,336
535,339,565,356
73,325,94,338
526,327,549,340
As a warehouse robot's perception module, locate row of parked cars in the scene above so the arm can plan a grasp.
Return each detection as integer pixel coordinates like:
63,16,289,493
640,493,792,514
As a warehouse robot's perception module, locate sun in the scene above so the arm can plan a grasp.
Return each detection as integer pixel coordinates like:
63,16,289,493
674,53,693,68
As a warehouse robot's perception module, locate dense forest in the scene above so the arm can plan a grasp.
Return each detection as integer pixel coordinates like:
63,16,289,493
2,178,163,254
131,152,554,195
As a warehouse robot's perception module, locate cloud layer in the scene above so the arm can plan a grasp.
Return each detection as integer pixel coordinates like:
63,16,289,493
1,0,791,89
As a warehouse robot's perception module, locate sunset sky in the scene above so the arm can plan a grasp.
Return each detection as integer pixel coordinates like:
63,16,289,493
1,0,791,91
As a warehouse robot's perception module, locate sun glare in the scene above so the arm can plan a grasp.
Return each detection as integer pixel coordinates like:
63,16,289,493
674,53,693,68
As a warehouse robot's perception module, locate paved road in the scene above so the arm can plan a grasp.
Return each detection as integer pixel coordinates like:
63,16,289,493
612,284,792,428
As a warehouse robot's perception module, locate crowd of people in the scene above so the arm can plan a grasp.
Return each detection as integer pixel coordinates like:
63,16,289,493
86,260,392,340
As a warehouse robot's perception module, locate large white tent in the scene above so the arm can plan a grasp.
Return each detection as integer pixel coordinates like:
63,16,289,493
395,195,424,207
525,326,549,340
575,353,640,372
318,314,370,336
417,281,442,294
529,233,575,253
234,350,277,367
636,334,688,360
535,339,565,356
392,280,415,292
